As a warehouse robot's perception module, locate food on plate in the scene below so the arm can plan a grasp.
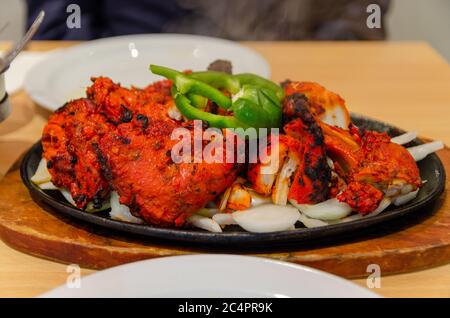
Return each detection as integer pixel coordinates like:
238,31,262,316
31,60,444,233
39,75,241,227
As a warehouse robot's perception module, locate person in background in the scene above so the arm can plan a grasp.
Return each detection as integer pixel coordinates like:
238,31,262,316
26,0,390,41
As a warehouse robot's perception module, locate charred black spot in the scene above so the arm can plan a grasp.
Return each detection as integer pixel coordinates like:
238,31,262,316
120,105,133,123
282,93,309,125
129,195,142,217
285,93,325,147
73,194,86,204
118,136,131,145
136,113,149,130
298,176,305,186
71,155,78,165
92,194,103,209
305,166,318,180
92,143,113,181
307,154,331,202
153,141,162,150
191,164,198,176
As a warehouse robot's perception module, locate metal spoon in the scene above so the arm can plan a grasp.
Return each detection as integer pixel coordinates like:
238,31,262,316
0,10,45,74
0,11,45,123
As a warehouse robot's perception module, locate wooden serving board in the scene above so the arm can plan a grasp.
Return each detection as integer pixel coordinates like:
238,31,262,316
0,149,449,279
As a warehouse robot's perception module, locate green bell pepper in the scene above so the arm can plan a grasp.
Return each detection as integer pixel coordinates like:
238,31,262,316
150,64,283,130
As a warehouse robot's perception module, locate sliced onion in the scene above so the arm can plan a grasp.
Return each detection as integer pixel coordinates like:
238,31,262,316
400,184,414,195
212,213,236,226
371,197,392,215
391,131,417,145
298,212,330,228
408,141,444,161
31,158,52,184
86,200,111,213
290,197,352,221
60,188,76,206
248,189,272,207
55,187,110,212
392,189,419,206
232,204,300,233
218,186,232,211
187,214,222,233
110,191,143,224
38,181,58,190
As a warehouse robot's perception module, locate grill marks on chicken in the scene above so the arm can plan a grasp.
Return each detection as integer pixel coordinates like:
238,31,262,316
42,98,113,208
42,77,240,227
100,123,240,226
283,94,331,204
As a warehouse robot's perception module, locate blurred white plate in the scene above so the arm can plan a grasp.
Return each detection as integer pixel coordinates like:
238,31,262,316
40,255,379,298
24,34,270,112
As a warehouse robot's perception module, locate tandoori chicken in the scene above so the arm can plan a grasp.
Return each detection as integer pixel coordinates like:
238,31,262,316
33,63,443,233
42,77,241,227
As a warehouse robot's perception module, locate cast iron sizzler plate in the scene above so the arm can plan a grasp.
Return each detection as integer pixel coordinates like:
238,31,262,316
21,115,446,246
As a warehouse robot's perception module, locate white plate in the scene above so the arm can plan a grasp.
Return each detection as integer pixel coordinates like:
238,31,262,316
40,255,379,298
24,34,270,112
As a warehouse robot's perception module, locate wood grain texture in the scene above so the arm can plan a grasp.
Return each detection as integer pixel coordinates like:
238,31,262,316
0,146,448,280
0,41,450,297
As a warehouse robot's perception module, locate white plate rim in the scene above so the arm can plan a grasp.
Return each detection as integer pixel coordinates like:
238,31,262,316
24,34,271,112
40,254,380,298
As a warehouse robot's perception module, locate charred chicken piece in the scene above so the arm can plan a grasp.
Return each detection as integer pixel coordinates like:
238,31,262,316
42,98,112,208
281,82,421,215
283,81,350,129
87,78,241,227
283,94,331,204
247,94,331,206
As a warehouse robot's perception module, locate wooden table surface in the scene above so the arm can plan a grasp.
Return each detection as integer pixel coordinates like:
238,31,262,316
0,41,449,298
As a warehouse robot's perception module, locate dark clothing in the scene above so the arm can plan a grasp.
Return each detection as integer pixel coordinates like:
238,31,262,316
27,0,390,41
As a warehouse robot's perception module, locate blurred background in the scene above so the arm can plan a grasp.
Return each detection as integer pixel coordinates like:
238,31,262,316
0,0,449,61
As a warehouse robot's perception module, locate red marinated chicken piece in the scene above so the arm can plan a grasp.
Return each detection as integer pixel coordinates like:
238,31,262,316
42,98,113,208
283,93,331,204
42,77,241,226
336,181,384,214
100,122,240,227
86,77,172,124
88,79,241,227
321,123,421,214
